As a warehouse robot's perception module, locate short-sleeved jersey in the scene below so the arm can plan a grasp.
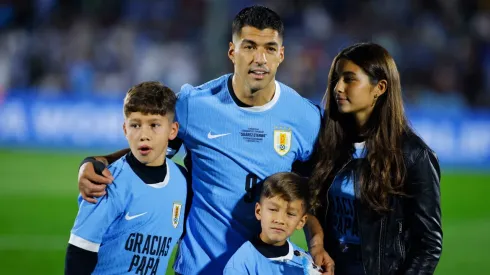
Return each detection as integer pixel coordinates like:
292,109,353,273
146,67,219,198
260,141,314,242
173,74,321,274
68,156,188,275
223,240,318,275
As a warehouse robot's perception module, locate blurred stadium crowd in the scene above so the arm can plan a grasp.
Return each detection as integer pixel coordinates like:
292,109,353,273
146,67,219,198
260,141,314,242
1,0,490,110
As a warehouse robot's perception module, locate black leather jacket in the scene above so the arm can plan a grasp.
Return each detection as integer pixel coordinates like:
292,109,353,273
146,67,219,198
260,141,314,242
318,133,442,275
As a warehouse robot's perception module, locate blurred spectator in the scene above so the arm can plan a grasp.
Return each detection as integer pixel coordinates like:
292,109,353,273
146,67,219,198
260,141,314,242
0,0,488,108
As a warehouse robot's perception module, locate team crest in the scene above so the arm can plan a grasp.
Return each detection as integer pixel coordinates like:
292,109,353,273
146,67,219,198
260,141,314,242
172,202,182,228
273,128,292,156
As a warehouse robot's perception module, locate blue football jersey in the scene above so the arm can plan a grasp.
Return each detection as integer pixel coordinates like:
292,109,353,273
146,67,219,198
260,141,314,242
329,142,366,245
224,240,318,275
328,142,366,274
173,74,321,274
68,156,188,275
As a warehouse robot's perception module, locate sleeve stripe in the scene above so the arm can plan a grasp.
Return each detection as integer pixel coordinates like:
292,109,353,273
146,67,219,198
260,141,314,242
68,234,100,252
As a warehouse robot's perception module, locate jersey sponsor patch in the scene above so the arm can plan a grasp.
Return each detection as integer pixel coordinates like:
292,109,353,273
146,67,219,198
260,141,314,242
172,202,182,228
274,127,292,156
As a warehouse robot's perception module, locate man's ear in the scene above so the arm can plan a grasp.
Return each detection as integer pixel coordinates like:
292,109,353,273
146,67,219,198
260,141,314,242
279,45,285,64
228,42,236,64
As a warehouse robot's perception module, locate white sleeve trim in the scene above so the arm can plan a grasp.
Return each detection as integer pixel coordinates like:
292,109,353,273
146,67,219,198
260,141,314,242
68,234,100,252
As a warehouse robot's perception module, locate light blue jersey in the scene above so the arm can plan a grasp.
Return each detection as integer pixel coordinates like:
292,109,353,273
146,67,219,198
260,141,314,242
68,156,188,275
224,240,316,275
329,142,366,274
173,74,321,274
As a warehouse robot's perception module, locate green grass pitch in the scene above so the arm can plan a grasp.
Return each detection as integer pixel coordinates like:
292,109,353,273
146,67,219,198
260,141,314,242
0,149,488,274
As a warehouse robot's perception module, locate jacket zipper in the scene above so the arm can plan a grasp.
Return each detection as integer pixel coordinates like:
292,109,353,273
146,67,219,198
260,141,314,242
353,166,368,275
378,217,386,275
397,220,404,259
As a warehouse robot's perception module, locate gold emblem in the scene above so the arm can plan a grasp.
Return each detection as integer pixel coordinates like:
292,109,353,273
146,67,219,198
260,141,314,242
274,127,292,156
172,202,182,228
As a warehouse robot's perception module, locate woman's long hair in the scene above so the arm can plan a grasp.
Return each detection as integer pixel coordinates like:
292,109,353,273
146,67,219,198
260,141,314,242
310,42,411,213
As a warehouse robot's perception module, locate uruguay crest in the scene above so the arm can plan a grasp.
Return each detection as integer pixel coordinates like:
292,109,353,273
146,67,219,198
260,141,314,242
172,202,182,228
274,127,292,156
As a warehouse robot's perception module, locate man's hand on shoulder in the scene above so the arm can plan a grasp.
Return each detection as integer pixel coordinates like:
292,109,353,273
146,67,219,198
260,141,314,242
78,158,113,203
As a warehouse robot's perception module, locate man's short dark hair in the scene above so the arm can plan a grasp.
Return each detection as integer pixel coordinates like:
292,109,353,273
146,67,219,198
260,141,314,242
123,81,176,119
260,172,310,213
232,5,284,38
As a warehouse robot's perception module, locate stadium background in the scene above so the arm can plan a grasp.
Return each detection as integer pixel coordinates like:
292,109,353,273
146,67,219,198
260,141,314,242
0,0,489,274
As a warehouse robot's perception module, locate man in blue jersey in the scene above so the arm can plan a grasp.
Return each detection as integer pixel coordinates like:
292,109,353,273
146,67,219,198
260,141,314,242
65,82,189,275
224,172,323,275
76,6,334,275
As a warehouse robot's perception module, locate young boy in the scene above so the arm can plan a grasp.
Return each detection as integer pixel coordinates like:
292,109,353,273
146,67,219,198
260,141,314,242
224,172,323,275
64,81,189,275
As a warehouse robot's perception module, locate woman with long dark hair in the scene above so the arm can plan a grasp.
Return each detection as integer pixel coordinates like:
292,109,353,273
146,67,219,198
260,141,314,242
310,42,442,274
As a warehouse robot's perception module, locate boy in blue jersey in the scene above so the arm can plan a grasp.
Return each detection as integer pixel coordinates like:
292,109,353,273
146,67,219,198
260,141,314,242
64,81,189,275
75,6,335,275
224,172,323,275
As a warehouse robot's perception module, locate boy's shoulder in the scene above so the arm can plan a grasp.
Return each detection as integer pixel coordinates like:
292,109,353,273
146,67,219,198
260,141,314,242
107,155,130,182
224,241,258,272
234,240,257,256
229,239,305,262
166,158,188,178
228,241,259,261
109,156,189,186
290,241,306,253
97,155,132,201
167,158,191,191
225,240,309,275
107,156,188,183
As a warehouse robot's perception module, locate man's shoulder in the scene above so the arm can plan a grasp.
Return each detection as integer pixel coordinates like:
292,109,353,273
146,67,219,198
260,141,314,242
179,74,231,99
276,81,322,136
277,81,322,117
